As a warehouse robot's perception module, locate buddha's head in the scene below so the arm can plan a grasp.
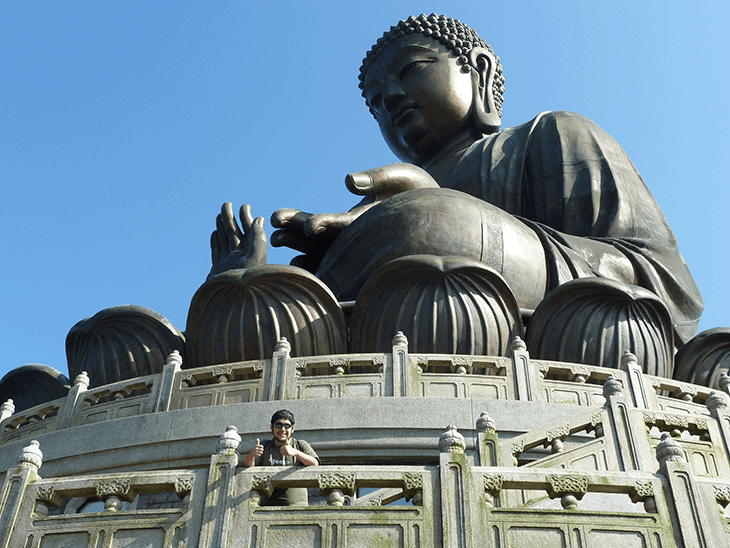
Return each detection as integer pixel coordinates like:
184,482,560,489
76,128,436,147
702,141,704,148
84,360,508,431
359,14,505,165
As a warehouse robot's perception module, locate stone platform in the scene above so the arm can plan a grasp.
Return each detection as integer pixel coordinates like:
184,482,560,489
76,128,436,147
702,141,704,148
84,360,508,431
1,335,729,547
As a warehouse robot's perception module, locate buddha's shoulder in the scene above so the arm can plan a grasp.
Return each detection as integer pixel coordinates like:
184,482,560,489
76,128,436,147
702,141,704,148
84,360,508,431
504,111,602,135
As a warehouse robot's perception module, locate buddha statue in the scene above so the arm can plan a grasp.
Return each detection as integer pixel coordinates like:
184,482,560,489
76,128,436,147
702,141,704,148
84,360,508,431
202,14,702,376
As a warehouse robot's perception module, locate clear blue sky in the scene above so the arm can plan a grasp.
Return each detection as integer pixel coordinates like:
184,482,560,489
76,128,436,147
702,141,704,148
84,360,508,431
2,1,728,384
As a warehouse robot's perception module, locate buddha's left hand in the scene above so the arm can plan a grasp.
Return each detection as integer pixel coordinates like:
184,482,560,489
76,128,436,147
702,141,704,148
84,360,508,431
208,202,267,279
271,163,438,273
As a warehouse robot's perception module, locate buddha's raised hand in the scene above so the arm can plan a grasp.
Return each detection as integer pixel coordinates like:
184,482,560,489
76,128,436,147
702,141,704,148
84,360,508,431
208,202,267,279
270,163,439,274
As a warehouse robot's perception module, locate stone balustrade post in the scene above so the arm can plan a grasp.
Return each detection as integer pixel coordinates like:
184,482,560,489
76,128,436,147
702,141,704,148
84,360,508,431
438,426,483,548
706,391,730,464
720,373,730,397
476,411,500,467
656,433,724,547
510,337,537,401
153,350,183,412
621,351,658,409
390,331,409,397
267,338,291,401
0,440,43,548
55,371,90,430
0,399,14,424
199,426,241,548
601,374,651,471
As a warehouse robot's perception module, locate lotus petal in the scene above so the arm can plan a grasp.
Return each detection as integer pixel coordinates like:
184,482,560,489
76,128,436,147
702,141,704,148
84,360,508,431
0,364,70,413
525,279,673,376
350,255,522,355
674,328,730,388
186,264,347,367
66,305,185,388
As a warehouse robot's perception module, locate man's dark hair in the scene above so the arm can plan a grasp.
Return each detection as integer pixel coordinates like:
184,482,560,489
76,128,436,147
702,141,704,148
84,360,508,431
271,409,295,425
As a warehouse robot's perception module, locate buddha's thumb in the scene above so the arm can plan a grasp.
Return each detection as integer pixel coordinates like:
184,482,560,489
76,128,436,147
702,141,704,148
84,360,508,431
345,163,438,196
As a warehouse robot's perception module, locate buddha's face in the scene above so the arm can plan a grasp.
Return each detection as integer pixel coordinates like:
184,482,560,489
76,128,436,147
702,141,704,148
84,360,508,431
363,35,476,164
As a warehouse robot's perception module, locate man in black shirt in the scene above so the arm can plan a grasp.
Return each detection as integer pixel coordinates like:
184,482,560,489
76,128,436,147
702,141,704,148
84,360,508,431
242,409,319,505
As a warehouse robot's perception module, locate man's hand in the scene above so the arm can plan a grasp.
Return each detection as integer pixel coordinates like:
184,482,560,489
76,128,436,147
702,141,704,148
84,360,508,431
279,443,297,458
271,163,438,273
242,438,264,467
209,203,267,279
280,440,318,466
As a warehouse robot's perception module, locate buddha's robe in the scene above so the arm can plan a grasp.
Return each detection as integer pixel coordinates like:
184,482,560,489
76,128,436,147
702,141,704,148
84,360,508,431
317,111,703,344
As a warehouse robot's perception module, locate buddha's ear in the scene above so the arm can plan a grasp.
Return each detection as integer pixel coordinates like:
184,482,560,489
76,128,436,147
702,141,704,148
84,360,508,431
467,47,501,134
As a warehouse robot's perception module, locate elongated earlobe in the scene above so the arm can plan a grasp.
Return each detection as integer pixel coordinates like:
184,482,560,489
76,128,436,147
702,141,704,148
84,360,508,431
468,48,501,134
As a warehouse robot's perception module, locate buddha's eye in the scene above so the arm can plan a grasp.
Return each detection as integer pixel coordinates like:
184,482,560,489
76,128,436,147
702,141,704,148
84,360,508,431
399,59,430,79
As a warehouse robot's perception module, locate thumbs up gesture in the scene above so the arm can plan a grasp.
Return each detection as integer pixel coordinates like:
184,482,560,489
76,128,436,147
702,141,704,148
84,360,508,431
252,438,264,458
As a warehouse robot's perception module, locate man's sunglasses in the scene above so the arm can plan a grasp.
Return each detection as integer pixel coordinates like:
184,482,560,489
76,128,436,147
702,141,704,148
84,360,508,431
274,422,293,430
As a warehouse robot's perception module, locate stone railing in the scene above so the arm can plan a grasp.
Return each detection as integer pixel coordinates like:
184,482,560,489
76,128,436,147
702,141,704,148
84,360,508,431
2,335,729,447
3,418,730,548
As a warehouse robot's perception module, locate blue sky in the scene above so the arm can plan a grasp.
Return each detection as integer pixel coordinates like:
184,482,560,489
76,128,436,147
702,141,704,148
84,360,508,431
1,1,729,384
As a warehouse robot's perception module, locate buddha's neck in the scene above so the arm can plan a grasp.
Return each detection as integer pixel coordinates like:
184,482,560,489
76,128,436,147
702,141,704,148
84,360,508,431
421,131,482,183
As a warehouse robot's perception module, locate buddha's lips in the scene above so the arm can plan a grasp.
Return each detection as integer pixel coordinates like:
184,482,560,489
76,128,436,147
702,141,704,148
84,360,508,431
392,105,418,128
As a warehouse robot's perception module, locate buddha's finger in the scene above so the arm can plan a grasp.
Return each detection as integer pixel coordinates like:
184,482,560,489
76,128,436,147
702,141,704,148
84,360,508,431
303,211,358,236
211,231,221,265
221,202,243,250
248,217,268,264
270,229,324,255
215,213,230,256
270,208,314,231
345,163,438,196
239,204,255,234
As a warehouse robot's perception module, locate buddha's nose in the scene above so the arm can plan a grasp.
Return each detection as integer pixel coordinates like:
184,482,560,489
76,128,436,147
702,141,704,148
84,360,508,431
382,80,406,112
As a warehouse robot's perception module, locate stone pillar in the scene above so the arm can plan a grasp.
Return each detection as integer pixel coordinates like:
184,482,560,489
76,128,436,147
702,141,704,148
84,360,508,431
153,350,183,412
267,338,290,401
622,351,658,409
656,433,723,547
601,375,648,470
476,412,500,467
438,426,483,548
718,372,730,397
0,399,14,424
56,371,90,430
0,440,43,548
509,337,536,401
706,391,730,460
390,331,409,397
199,426,241,548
